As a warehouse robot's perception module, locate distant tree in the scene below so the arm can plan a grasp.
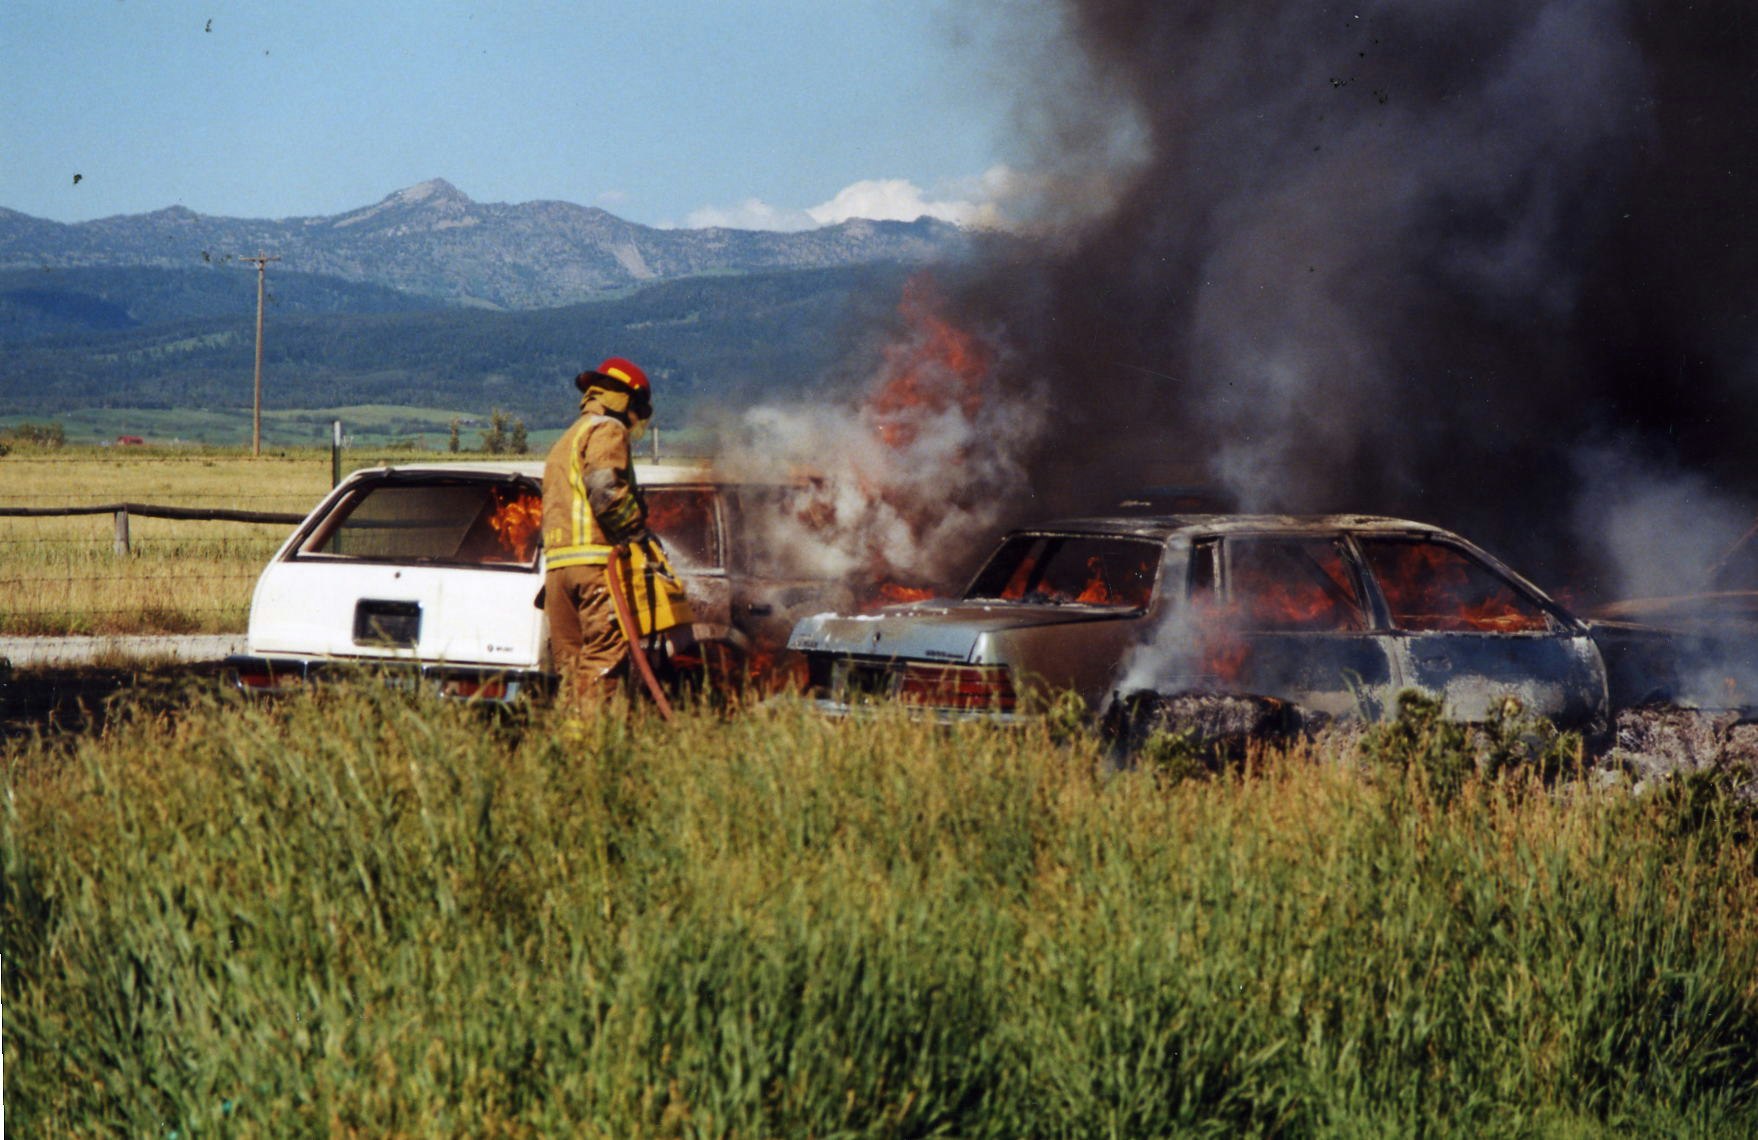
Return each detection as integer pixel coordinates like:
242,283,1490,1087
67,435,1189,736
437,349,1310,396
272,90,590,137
510,418,528,455
448,418,461,453
1,421,66,449
480,409,510,454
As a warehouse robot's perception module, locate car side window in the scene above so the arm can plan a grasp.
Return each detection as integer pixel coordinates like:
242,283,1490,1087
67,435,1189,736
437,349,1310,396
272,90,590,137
645,486,721,570
1223,537,1369,632
1356,537,1554,633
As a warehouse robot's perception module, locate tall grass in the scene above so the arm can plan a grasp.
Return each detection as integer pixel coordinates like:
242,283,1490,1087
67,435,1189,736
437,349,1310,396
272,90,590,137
5,685,1758,1136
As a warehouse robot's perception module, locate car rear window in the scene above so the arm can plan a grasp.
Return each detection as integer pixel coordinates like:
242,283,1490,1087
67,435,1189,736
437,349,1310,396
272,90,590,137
966,534,1161,608
1357,537,1554,633
296,479,542,567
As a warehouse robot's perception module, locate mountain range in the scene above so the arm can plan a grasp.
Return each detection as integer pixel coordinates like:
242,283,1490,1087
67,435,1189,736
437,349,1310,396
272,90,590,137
0,178,971,310
0,182,984,438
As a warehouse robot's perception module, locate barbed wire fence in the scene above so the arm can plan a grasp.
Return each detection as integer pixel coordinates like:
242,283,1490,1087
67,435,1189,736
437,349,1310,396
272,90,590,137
0,503,305,635
0,450,491,636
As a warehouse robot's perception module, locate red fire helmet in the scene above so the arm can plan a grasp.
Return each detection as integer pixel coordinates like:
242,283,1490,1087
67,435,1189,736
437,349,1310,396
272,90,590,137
576,356,649,396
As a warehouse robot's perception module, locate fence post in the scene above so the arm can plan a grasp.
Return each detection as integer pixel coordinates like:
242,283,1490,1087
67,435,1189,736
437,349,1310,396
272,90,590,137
113,507,130,555
331,420,343,487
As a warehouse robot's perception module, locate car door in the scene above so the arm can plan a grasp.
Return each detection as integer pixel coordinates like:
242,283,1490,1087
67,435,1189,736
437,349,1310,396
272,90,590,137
1352,534,1606,727
1209,533,1400,719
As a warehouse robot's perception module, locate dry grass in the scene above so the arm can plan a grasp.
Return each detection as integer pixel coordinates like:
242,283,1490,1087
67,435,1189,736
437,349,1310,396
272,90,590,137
0,448,450,634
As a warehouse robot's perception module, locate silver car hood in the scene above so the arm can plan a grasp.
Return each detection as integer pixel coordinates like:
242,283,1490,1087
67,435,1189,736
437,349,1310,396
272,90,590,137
788,600,1132,664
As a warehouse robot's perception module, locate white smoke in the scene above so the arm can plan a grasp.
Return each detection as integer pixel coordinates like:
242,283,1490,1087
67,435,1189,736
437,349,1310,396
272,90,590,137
716,278,1047,592
1115,602,1217,695
1571,443,1754,601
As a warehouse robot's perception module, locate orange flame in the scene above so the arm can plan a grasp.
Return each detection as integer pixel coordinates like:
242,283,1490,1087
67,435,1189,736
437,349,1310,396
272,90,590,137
1187,598,1252,684
488,490,542,562
1365,541,1551,633
866,274,994,450
866,582,935,610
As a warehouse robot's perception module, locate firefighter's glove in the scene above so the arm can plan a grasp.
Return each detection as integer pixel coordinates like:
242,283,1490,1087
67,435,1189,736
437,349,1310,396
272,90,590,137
586,470,646,545
597,493,646,544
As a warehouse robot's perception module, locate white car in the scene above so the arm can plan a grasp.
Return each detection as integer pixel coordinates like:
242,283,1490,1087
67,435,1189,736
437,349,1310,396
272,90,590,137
230,460,847,699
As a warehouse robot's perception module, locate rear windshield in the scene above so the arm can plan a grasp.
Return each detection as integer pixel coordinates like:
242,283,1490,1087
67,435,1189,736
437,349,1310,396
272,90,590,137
966,533,1161,608
295,478,542,567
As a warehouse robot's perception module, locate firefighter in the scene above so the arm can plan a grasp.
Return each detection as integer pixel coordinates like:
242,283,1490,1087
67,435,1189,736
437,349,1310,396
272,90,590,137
541,356,655,706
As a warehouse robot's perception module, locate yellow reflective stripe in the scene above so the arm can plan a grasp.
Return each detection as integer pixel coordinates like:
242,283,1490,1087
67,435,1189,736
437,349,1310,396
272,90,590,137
546,543,615,568
563,418,598,548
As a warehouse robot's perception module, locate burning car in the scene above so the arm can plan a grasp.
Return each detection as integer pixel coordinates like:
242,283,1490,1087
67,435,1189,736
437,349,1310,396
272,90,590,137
787,513,1610,732
230,460,849,698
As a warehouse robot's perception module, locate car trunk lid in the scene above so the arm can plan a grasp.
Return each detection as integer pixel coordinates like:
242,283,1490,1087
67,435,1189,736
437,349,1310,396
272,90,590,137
789,600,1135,663
247,560,545,669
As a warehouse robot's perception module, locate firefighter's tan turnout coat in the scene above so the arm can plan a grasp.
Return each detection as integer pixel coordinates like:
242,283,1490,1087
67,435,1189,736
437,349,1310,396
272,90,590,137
540,393,690,702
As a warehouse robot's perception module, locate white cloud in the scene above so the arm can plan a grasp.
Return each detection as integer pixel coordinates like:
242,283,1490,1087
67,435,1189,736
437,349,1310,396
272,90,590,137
683,197,816,231
805,179,968,227
681,166,1026,233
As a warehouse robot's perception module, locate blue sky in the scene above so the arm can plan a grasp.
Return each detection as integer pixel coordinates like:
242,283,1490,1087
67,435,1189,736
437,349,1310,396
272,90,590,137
4,1,1032,229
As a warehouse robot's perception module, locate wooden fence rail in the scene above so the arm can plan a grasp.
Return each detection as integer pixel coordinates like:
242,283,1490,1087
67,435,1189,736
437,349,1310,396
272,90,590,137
0,503,306,554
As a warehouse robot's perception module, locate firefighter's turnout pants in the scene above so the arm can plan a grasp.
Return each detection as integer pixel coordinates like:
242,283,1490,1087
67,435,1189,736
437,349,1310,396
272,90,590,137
544,562,626,705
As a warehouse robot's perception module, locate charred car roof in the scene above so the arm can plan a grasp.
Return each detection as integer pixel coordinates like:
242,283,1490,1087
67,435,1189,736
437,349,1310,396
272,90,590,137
1016,513,1460,542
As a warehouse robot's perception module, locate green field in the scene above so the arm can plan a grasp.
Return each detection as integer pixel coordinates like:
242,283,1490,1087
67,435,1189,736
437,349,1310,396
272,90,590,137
6,684,1758,1136
5,405,531,452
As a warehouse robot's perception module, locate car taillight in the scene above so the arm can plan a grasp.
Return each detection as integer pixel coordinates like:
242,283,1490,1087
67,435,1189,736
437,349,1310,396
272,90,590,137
439,677,508,700
897,664,1016,712
235,668,303,692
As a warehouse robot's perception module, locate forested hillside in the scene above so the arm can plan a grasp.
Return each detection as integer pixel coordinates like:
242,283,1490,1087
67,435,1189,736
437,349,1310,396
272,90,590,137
0,265,449,341
0,263,915,429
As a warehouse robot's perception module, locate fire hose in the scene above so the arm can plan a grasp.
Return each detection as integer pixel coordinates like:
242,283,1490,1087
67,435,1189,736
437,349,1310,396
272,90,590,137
605,542,675,721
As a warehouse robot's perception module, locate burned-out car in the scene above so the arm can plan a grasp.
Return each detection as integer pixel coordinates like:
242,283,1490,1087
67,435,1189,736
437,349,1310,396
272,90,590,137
787,514,1610,732
1590,519,1758,710
230,461,848,697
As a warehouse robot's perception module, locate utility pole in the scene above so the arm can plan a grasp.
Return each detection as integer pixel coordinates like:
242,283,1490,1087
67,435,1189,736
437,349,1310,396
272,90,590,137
239,252,280,456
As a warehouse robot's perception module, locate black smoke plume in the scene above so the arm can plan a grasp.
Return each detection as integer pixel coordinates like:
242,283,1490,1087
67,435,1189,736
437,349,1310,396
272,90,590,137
950,0,1758,597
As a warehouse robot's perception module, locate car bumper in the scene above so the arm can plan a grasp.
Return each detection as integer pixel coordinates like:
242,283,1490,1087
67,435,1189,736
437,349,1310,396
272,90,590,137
225,654,552,703
800,694,1040,727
